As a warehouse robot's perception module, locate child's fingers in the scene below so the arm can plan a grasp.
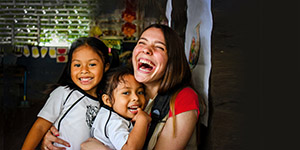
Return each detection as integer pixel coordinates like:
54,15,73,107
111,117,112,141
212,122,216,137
49,126,59,136
41,130,70,149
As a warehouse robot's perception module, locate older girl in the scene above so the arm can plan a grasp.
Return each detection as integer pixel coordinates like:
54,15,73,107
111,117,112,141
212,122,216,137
22,37,111,150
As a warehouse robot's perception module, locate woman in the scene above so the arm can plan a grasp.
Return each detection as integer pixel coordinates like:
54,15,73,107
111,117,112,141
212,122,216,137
42,24,203,150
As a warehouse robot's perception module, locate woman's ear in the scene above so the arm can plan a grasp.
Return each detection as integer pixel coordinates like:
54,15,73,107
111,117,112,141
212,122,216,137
102,94,112,107
104,63,110,72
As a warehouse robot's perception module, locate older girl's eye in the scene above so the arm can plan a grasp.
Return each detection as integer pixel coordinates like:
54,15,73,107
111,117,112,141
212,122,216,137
89,63,96,67
74,64,80,67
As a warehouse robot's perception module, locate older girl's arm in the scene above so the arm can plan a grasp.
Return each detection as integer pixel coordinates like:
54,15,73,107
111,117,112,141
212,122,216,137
22,118,52,150
40,126,70,150
154,110,198,150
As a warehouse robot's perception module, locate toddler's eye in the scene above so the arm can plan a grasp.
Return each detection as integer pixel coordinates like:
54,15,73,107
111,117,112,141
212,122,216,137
122,92,129,95
138,91,145,95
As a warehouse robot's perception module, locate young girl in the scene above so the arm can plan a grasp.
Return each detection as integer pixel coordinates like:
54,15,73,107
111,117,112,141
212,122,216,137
91,66,151,150
22,37,112,150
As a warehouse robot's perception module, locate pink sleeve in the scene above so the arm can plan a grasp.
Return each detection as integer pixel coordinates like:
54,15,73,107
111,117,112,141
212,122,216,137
168,87,200,118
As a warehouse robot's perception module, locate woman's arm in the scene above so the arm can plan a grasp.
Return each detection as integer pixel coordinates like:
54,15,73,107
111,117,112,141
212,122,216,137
40,126,70,150
22,117,52,150
81,138,111,150
154,110,198,150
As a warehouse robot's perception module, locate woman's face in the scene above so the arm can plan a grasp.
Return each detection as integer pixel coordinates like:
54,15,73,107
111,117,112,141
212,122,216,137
132,27,168,85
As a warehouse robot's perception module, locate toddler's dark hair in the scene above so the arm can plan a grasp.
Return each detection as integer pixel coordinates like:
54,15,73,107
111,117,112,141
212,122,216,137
99,66,142,100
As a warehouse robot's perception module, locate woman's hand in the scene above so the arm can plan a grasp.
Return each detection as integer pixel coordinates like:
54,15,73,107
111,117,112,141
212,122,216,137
40,126,70,150
81,138,111,150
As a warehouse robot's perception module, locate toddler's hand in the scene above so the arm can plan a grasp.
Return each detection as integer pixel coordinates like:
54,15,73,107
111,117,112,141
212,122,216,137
132,108,151,123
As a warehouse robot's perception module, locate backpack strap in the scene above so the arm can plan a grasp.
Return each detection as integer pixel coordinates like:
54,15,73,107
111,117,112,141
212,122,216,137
143,92,172,149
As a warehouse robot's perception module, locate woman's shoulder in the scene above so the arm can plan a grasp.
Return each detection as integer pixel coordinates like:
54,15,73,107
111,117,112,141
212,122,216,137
177,87,198,98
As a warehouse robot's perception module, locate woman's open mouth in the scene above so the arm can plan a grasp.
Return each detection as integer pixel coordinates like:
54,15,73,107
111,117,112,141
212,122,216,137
138,58,155,73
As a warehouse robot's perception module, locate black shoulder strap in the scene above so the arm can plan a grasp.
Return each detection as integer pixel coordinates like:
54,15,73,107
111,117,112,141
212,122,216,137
143,92,172,150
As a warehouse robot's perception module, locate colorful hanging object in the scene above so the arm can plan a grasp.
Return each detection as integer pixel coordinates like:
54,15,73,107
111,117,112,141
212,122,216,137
122,0,137,41
57,47,67,54
56,55,68,63
49,47,56,58
56,47,68,63
14,45,23,57
188,23,201,69
41,47,48,58
23,45,30,57
31,46,40,58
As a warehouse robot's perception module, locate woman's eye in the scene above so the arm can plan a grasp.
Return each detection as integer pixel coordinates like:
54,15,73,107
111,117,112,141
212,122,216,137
138,41,145,45
156,46,165,51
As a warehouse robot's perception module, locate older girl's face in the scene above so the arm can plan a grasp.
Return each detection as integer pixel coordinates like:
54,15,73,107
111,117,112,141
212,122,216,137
71,45,108,97
132,27,168,85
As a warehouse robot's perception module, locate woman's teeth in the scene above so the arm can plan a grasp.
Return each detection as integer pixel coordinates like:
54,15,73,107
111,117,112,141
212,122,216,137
139,59,154,67
138,59,154,72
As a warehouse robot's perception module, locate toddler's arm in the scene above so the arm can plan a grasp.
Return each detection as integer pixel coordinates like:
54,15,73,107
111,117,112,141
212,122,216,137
122,108,151,150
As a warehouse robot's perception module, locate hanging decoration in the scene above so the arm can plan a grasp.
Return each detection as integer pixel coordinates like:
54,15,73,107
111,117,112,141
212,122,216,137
57,47,67,55
49,47,56,58
121,0,137,41
31,46,40,58
56,55,68,63
41,47,48,58
23,45,30,57
188,23,201,69
101,39,122,50
14,45,23,57
56,47,68,63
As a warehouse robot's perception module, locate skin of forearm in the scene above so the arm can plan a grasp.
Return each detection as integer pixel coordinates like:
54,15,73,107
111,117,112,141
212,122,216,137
22,118,52,150
122,118,149,150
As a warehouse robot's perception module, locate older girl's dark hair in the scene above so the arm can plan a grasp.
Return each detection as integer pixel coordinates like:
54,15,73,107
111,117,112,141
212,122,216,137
140,24,192,94
58,37,110,89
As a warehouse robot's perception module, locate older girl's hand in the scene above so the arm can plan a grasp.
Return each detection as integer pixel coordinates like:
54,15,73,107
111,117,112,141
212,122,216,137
81,138,111,150
40,126,70,150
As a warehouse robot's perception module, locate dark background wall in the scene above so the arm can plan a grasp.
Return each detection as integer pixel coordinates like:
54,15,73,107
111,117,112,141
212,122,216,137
1,50,65,108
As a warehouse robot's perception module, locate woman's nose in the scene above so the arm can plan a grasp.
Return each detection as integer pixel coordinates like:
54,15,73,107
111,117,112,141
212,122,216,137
142,46,153,55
